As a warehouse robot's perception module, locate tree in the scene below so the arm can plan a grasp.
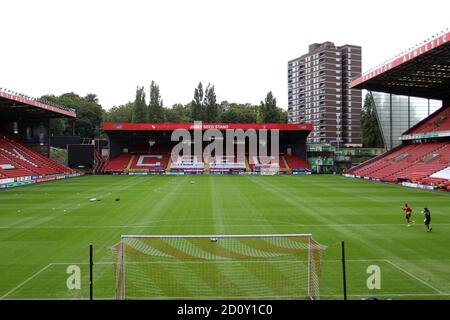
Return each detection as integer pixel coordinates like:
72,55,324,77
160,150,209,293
191,82,205,121
41,92,104,138
204,84,218,122
220,103,258,123
104,102,134,123
148,81,165,123
132,86,147,123
164,103,192,123
361,93,384,148
260,91,280,123
49,118,67,136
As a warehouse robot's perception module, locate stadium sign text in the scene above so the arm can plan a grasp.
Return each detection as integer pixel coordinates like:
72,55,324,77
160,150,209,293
171,121,280,170
351,32,450,87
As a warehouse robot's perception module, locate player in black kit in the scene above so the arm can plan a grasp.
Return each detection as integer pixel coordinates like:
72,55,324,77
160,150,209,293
423,208,432,232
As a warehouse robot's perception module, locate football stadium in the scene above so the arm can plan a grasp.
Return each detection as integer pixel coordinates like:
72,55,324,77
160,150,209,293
1,31,450,301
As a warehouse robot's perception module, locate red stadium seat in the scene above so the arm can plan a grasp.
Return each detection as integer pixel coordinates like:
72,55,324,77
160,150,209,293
0,135,73,178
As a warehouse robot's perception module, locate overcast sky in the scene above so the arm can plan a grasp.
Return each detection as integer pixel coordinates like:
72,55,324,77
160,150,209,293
1,0,448,110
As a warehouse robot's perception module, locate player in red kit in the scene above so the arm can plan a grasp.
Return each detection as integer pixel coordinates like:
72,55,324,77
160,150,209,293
402,203,415,226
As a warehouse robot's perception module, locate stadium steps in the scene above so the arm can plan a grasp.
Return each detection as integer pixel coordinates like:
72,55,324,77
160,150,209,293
4,138,71,174
245,155,250,172
349,141,450,185
405,106,450,136
103,154,131,173
389,144,450,182
0,153,35,177
166,155,171,172
282,156,292,173
125,155,135,173
128,154,169,172
382,143,447,181
0,135,73,178
349,144,417,178
284,155,310,170
93,149,105,174
204,157,210,172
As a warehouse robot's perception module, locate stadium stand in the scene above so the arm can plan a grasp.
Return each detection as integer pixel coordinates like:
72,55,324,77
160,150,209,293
93,149,105,174
102,123,312,175
284,155,310,171
347,30,450,190
404,106,450,136
207,155,246,172
129,154,169,172
248,156,283,171
349,141,450,184
170,155,205,171
0,134,73,178
103,154,132,173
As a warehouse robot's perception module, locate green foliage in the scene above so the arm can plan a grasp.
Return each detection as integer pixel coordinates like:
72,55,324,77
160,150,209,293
165,103,192,123
49,118,67,136
220,102,257,123
259,91,286,123
42,92,104,138
191,82,205,121
49,147,68,165
132,86,147,123
148,81,165,123
45,83,288,139
204,84,218,123
103,103,134,123
362,93,384,148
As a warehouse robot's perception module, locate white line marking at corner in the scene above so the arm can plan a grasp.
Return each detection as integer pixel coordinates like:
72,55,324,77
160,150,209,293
0,264,53,299
384,259,443,294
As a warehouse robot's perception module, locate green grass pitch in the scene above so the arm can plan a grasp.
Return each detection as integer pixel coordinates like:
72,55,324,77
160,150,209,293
0,175,449,300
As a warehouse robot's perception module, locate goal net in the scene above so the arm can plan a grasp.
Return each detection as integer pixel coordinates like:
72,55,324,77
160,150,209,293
111,234,326,300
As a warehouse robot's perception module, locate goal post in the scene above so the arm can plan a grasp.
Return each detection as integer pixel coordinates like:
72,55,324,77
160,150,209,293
111,234,326,300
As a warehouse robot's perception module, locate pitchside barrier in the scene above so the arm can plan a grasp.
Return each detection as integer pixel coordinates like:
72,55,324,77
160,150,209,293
111,234,326,300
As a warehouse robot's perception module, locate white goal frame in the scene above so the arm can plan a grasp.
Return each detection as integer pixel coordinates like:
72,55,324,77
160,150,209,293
116,233,321,300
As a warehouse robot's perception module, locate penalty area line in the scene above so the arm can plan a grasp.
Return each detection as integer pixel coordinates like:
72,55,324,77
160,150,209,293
383,259,444,294
0,263,53,300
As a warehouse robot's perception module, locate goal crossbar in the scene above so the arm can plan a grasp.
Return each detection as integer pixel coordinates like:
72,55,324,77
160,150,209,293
121,234,313,239
112,233,325,300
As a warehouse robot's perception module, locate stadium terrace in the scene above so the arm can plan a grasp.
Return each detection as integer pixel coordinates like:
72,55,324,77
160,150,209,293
348,31,450,191
102,122,312,175
1,28,450,302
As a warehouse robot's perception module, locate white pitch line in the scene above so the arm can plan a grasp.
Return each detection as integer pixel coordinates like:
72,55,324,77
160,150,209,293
0,263,53,300
321,292,450,298
0,259,450,300
4,292,450,300
49,259,385,266
2,223,450,229
384,259,444,294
